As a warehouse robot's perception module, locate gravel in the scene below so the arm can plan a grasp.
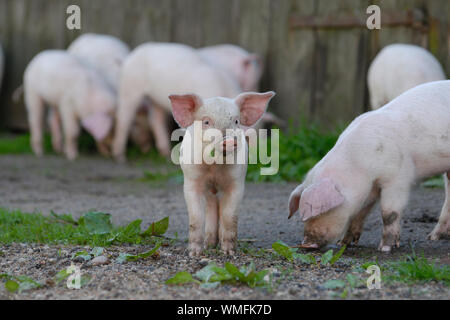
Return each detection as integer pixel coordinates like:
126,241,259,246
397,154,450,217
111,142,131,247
0,154,449,300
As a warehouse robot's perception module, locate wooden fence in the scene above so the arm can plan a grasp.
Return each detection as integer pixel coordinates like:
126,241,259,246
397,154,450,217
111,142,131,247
0,0,448,130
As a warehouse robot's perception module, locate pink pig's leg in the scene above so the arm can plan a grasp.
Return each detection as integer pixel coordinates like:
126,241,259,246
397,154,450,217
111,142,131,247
219,182,244,255
25,90,45,156
184,179,206,257
148,104,171,157
204,191,219,248
428,173,450,240
47,109,63,153
378,179,411,252
59,105,80,161
112,90,143,162
341,203,375,246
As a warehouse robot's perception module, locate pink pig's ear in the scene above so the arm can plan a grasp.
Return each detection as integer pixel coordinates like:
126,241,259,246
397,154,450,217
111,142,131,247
299,178,345,222
288,184,304,219
81,112,113,142
169,94,203,128
234,91,275,127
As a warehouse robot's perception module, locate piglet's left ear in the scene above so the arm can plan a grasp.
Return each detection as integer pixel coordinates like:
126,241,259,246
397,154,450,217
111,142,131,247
234,91,275,127
299,178,345,222
81,112,113,142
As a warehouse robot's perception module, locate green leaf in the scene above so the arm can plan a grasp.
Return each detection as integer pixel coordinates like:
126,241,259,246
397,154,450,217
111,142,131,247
329,245,346,265
321,250,334,265
346,274,358,288
72,250,92,261
116,242,161,263
194,264,232,283
272,241,295,261
165,272,197,285
225,262,245,281
90,247,104,257
142,217,169,237
54,269,70,284
5,280,19,292
323,279,346,289
78,212,113,235
294,253,316,264
199,282,220,289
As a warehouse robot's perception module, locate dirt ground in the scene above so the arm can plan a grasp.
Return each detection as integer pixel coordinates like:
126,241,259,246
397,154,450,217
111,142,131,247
0,154,449,300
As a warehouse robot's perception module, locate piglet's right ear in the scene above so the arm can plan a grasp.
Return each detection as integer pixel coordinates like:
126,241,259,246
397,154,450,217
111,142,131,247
169,94,203,128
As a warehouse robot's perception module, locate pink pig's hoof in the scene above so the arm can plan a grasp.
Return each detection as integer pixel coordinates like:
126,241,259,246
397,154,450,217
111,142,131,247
188,244,203,257
299,243,319,250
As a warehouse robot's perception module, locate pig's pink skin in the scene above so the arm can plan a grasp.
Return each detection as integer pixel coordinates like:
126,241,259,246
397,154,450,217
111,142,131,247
288,81,450,252
368,44,446,110
67,33,130,91
112,43,242,161
198,44,263,92
24,50,116,160
170,91,275,256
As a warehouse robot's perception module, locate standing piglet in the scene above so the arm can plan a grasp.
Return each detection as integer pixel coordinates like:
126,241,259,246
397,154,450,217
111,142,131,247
24,50,116,160
288,80,450,252
368,44,446,109
112,43,241,162
170,91,275,256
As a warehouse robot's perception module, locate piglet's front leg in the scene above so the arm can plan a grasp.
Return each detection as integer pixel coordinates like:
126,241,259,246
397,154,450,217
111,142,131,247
184,179,206,257
219,182,244,255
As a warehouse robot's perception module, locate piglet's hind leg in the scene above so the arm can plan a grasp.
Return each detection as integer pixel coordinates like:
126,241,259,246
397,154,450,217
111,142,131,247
429,173,450,240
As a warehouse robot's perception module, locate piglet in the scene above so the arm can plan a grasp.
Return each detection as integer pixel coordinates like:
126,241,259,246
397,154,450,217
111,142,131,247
169,91,275,256
24,50,116,160
288,80,450,252
368,44,446,109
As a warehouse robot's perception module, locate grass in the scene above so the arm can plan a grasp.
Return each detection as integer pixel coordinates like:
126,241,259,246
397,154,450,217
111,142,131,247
0,208,170,247
246,122,341,182
388,250,450,286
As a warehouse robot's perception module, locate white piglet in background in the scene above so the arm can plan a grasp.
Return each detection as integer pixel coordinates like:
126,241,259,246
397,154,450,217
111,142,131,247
368,44,446,109
68,33,153,153
288,81,450,252
198,44,262,92
24,50,116,160
113,43,241,161
170,91,275,256
199,44,283,129
67,33,130,90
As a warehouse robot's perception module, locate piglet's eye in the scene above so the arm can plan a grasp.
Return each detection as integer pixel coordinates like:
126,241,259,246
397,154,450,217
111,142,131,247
235,119,239,125
203,119,210,126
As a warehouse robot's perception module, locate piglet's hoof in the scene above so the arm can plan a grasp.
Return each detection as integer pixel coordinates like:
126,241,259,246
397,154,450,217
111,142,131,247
188,244,203,257
298,242,319,250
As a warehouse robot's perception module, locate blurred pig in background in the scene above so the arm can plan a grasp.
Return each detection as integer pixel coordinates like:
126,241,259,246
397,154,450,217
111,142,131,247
112,42,241,162
368,44,446,109
68,33,153,154
24,50,116,160
199,44,284,130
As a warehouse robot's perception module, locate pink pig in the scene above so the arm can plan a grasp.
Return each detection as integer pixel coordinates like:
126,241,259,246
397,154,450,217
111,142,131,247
24,50,116,160
288,80,450,252
170,91,275,256
198,44,263,92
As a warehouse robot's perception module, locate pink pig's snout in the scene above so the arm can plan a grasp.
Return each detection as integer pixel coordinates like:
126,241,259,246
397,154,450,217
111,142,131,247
222,137,238,152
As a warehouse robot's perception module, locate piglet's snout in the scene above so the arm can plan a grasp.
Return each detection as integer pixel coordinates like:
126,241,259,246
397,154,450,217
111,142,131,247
222,137,237,152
